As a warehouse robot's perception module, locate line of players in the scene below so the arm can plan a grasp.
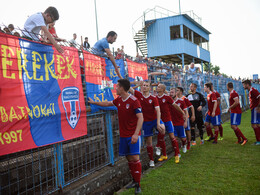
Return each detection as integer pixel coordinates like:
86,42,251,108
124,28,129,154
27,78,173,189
88,78,260,194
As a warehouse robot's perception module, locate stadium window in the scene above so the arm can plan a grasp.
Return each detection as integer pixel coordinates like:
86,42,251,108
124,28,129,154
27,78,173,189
183,25,190,41
170,25,180,40
201,37,209,51
194,32,201,46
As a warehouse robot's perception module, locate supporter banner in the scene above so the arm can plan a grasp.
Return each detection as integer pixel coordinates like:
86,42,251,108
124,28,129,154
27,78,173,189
126,59,148,82
221,93,229,113
83,51,125,113
0,33,87,156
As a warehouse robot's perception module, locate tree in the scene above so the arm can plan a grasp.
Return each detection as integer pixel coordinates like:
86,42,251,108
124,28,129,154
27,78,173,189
212,65,220,75
203,63,213,73
203,63,220,75
221,73,228,78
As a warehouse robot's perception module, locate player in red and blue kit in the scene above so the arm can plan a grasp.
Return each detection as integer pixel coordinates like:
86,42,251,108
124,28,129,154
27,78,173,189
156,84,184,164
170,88,189,153
227,82,247,145
242,79,260,145
178,87,195,150
129,81,165,167
204,83,221,144
88,79,143,194
210,83,224,141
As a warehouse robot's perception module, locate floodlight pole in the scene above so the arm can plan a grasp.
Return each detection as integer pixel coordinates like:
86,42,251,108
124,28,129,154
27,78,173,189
94,0,99,41
179,0,181,15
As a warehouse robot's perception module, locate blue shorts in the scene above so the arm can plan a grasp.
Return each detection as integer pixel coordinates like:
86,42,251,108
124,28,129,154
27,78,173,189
119,136,141,156
185,119,191,131
174,126,186,138
164,121,174,133
142,119,164,137
230,113,241,125
205,114,221,126
251,108,260,124
205,114,211,123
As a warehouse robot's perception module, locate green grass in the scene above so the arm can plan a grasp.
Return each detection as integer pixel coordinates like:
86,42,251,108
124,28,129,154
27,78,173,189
119,111,260,195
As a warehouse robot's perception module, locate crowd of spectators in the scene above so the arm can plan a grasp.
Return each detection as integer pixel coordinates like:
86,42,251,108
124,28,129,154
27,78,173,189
0,24,21,37
120,52,251,96
0,20,258,93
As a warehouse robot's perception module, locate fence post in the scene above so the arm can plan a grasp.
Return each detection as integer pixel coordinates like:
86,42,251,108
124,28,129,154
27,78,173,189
54,143,65,191
105,111,115,165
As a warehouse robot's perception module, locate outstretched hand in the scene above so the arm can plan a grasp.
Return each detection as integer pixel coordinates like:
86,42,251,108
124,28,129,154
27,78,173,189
88,97,95,104
56,45,64,54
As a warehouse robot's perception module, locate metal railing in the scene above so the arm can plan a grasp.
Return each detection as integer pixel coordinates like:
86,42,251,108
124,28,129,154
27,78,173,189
132,6,201,38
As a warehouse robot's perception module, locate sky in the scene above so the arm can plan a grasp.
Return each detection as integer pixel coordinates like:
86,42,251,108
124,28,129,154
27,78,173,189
1,0,260,79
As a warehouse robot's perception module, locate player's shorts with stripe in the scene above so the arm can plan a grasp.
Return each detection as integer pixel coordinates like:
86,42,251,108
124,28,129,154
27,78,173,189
251,108,260,124
185,118,191,131
119,136,141,156
230,113,241,125
164,121,174,133
142,119,164,137
205,114,221,126
174,126,186,138
211,115,221,126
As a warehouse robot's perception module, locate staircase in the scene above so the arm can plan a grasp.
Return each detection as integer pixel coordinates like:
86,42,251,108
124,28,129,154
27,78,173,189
133,20,155,57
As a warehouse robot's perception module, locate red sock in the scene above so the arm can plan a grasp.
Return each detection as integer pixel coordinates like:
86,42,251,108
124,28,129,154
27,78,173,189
128,161,134,178
206,126,214,137
157,132,164,147
187,141,191,150
171,138,180,156
146,146,154,161
131,160,142,186
219,125,223,137
234,129,241,142
214,130,219,142
236,128,247,141
158,133,166,156
253,128,258,141
156,134,160,148
161,140,167,156
181,138,186,147
253,127,260,141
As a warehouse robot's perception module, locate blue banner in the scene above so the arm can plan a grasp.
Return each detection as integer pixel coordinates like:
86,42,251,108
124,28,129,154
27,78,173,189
83,52,125,113
105,58,125,84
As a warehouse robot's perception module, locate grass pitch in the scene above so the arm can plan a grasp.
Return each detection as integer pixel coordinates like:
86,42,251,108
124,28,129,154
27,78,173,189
119,110,260,195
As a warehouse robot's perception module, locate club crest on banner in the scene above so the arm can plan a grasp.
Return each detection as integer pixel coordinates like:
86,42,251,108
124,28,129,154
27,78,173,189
62,87,81,129
135,76,143,81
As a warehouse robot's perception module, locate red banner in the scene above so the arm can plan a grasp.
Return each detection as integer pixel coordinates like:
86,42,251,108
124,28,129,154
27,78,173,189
127,59,148,81
0,33,87,156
